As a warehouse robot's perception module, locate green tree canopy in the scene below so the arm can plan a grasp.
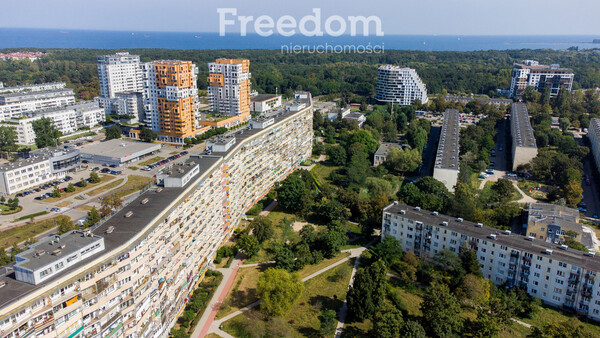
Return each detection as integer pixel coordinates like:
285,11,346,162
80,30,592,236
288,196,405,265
32,117,62,148
257,268,304,316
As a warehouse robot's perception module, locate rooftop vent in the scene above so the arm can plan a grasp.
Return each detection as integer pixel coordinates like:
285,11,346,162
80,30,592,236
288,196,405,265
432,211,439,216
457,218,463,222
545,248,553,255
156,187,163,193
400,210,406,215
141,198,149,205
476,223,483,228
106,226,115,234
52,249,62,255
489,234,497,240
559,244,568,250
125,211,133,218
503,230,512,235
441,221,449,226
415,206,421,211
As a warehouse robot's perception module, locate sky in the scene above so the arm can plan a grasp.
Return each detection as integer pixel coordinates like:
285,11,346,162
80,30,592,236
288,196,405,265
1,0,599,36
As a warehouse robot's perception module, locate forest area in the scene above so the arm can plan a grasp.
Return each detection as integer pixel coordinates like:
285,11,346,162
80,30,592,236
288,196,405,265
1,48,600,101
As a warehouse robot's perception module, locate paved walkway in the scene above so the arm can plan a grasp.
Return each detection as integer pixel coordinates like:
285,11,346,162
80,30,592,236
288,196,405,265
334,252,362,338
192,253,245,338
259,200,278,216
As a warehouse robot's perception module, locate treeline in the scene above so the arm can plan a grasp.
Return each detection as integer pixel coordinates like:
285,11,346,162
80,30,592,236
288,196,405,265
2,48,600,100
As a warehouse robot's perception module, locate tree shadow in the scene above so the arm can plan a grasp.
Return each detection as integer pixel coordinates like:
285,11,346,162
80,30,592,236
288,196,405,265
309,295,344,313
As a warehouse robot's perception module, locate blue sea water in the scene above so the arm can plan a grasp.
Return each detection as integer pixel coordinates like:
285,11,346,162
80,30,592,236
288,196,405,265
0,28,598,51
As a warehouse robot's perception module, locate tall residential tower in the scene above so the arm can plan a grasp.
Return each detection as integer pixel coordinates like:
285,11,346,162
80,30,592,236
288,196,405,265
509,60,574,98
207,59,251,116
375,65,428,105
143,60,199,143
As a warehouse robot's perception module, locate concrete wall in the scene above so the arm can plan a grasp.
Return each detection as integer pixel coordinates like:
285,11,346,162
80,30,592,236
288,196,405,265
433,168,459,192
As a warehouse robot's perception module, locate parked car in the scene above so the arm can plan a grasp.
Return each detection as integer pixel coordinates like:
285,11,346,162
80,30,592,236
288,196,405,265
586,178,591,186
594,213,599,219
92,167,100,171
51,207,60,212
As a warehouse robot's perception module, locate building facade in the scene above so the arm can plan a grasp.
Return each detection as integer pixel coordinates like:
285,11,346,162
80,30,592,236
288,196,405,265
97,53,143,99
0,102,105,145
511,103,538,171
373,143,402,167
589,118,600,178
0,89,76,121
0,82,66,95
375,65,429,105
433,109,460,192
0,148,79,196
142,60,199,143
250,94,281,113
510,60,574,98
382,202,600,321
0,92,313,338
526,202,582,245
207,59,251,116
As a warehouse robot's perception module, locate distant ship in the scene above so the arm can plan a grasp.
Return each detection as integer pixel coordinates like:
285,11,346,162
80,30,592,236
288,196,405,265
593,39,600,44
195,35,202,39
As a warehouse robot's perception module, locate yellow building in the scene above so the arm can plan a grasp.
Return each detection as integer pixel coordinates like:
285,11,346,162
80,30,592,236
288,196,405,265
142,60,200,143
207,59,251,116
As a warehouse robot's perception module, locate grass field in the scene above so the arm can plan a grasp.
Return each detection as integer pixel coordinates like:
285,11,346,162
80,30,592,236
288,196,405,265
109,175,154,199
311,164,340,183
87,178,125,196
137,156,164,167
14,211,49,221
216,265,265,319
222,260,353,337
55,201,72,207
0,215,70,248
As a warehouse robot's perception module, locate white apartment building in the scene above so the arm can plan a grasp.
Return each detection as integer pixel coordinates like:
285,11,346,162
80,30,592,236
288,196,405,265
0,82,66,95
0,89,76,121
96,52,144,118
0,102,105,145
511,103,538,171
0,92,313,338
588,118,600,177
510,60,574,98
207,59,252,116
376,65,429,105
97,53,143,99
382,202,600,321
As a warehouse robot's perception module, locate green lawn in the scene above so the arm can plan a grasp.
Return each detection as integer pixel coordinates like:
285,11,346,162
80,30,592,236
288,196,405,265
137,156,165,167
311,164,340,183
0,215,71,248
519,305,600,336
222,260,354,337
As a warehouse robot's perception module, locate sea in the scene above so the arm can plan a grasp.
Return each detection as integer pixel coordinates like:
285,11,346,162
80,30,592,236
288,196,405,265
0,28,599,51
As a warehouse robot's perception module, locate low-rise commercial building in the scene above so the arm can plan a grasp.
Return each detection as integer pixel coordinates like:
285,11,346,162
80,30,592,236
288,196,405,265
382,202,600,321
251,94,282,113
0,147,79,196
511,103,538,170
343,112,366,128
525,202,582,244
0,92,313,338
325,107,350,121
373,143,403,167
80,139,161,167
433,109,460,192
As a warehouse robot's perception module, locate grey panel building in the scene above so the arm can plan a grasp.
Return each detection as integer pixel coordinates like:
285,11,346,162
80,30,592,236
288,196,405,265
433,109,460,192
80,139,161,166
511,103,538,171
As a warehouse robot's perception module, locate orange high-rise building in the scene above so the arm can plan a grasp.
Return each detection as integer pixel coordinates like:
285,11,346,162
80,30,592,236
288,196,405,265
143,60,199,143
207,59,251,116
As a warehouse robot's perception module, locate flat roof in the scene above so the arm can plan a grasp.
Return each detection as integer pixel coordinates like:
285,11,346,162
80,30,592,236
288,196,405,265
444,95,513,105
0,89,74,99
375,143,402,156
16,232,102,270
527,202,581,233
251,94,280,102
80,139,160,159
0,92,313,310
161,156,204,179
385,203,600,271
511,103,537,149
344,112,365,119
434,109,460,171
590,118,600,139
0,156,48,172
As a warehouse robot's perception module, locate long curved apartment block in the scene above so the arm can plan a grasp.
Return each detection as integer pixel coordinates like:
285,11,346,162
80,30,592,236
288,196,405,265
0,92,313,338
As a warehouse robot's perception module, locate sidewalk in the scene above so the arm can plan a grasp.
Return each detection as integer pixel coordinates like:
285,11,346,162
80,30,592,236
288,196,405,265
191,253,244,338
